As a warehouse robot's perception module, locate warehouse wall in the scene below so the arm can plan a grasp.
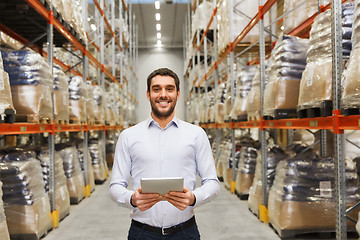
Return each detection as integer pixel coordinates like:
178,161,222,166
136,48,185,123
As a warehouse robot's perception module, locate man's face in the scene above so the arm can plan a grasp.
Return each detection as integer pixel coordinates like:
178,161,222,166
147,75,179,119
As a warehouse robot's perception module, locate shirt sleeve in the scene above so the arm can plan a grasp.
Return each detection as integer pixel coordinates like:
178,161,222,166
192,128,220,207
109,131,136,210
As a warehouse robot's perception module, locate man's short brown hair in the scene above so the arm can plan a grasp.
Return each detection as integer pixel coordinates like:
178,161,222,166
147,68,180,92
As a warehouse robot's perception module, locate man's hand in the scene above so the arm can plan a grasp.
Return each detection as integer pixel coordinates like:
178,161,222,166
131,187,163,211
163,187,195,211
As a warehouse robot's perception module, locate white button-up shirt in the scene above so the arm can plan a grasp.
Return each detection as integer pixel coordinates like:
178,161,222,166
109,116,220,228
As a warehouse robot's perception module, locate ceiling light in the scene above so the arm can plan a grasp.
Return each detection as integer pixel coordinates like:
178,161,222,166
157,32,161,39
155,13,161,21
155,0,160,9
156,24,161,31
157,40,162,46
90,24,97,31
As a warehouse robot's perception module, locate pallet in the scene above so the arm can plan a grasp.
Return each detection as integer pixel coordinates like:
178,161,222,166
342,107,360,116
218,176,224,182
247,114,261,122
69,119,86,125
236,114,248,122
95,179,106,185
70,196,84,205
269,223,358,239
55,119,69,125
0,109,15,123
263,109,297,120
297,101,333,119
235,191,249,200
15,115,52,124
10,228,50,240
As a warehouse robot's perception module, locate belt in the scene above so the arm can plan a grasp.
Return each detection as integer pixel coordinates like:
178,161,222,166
131,216,196,236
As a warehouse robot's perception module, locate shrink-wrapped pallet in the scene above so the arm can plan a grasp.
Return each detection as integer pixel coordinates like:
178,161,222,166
230,65,256,121
55,144,85,204
246,71,261,121
89,139,107,183
86,83,95,124
268,157,360,233
215,83,227,123
53,67,69,123
0,181,10,240
77,143,95,193
0,152,52,238
69,76,87,124
92,86,105,125
298,3,354,112
0,68,15,122
263,35,308,118
218,141,233,189
1,49,53,123
37,149,70,221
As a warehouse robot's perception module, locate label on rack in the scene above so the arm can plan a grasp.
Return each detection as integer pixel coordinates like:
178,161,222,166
306,63,315,87
320,181,332,198
0,72,3,90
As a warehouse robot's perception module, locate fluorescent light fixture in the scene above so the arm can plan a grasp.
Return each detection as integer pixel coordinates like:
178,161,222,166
156,23,161,31
155,13,161,21
157,32,161,39
281,25,284,30
157,40,162,46
90,24,97,31
155,0,160,9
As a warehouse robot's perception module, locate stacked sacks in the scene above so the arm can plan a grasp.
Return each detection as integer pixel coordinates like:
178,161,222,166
88,139,107,183
55,144,85,204
0,181,10,240
342,0,360,113
53,67,69,123
230,65,257,121
68,76,86,124
248,145,289,216
268,157,360,234
37,149,70,221
0,52,15,122
235,136,259,198
263,35,308,119
0,151,52,238
1,49,53,123
76,143,95,193
297,3,354,116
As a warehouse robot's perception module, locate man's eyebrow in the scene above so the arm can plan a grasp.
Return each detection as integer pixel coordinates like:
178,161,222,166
151,84,175,88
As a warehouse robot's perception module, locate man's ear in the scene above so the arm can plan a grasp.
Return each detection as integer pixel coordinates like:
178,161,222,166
177,91,180,101
147,91,150,101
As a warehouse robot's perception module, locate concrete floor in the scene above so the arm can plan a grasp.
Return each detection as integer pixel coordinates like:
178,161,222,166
44,178,280,240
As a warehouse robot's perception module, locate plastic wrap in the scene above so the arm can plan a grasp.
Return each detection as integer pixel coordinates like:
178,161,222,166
218,141,233,189
92,86,105,125
268,157,360,231
263,35,308,118
0,181,10,240
246,71,261,121
298,3,354,109
0,153,52,236
215,83,227,123
77,143,95,192
89,139,106,183
86,83,95,124
104,89,117,126
191,1,216,39
55,144,85,203
0,69,15,119
1,49,53,122
53,67,69,122
69,76,86,124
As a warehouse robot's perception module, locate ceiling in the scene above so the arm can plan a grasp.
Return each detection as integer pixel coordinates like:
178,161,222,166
131,1,189,48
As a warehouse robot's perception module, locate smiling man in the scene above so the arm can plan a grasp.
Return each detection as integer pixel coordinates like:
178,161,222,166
110,68,220,240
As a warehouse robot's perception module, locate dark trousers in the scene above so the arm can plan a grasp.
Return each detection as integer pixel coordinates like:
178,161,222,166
127,221,201,240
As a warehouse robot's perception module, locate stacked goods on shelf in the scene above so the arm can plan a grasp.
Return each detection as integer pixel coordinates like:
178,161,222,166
55,144,85,204
248,145,289,215
53,47,83,75
0,152,52,239
191,1,215,43
218,140,233,189
341,0,360,115
68,76,87,124
246,70,261,121
297,3,354,118
0,181,10,240
263,35,308,119
105,135,117,169
76,143,95,193
268,157,360,235
215,82,227,123
206,89,215,123
92,86,105,125
283,0,330,34
86,83,96,124
53,67,70,124
0,31,23,50
1,49,53,123
217,0,262,54
109,82,122,125
88,139,107,184
230,65,257,121
235,137,259,199
104,89,117,126
0,51,15,123
37,149,70,221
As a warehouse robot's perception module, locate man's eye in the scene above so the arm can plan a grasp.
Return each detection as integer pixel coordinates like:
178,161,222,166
167,88,174,91
153,88,160,92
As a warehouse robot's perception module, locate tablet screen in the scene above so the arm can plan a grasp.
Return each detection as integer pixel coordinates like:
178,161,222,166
140,177,184,195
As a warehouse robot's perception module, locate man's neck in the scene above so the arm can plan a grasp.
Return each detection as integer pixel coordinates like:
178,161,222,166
151,113,174,129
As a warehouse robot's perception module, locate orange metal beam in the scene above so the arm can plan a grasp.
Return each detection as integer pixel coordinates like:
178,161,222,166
0,123,52,135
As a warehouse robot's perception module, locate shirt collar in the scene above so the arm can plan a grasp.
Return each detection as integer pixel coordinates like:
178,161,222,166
147,115,179,129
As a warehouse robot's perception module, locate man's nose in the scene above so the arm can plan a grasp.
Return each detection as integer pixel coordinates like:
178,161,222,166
160,88,166,97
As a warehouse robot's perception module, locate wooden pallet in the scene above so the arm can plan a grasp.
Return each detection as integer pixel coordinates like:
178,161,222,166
342,107,360,116
235,191,249,200
55,119,69,125
69,119,86,125
263,109,297,120
95,179,106,185
0,109,15,123
70,196,84,205
236,114,248,122
15,115,52,124
247,113,261,121
10,227,51,240
297,101,333,119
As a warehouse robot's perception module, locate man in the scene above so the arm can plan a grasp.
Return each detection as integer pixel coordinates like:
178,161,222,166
110,68,220,240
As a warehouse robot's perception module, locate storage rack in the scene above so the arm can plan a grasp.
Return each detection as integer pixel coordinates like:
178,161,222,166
184,0,359,239
0,0,137,229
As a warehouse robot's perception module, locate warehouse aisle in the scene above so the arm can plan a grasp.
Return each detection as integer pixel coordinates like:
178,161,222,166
44,177,279,240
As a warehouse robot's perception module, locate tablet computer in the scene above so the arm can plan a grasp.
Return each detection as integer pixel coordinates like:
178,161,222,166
140,177,184,196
